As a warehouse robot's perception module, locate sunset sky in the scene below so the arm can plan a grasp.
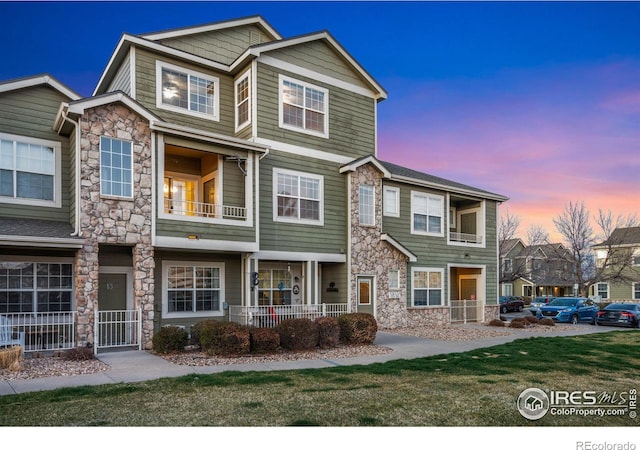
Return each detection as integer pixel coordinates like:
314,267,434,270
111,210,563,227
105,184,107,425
1,1,638,241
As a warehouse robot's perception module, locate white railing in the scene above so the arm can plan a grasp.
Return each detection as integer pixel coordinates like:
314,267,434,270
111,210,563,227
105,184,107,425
164,198,246,220
450,232,483,244
94,309,141,354
450,300,480,324
229,304,349,328
0,312,76,352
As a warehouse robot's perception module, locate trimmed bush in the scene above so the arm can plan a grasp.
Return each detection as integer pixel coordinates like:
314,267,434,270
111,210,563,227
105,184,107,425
152,326,189,354
315,316,341,348
64,346,95,361
277,318,319,351
250,327,280,354
488,318,505,327
508,319,526,329
538,317,556,327
525,315,539,325
198,320,250,356
338,313,377,345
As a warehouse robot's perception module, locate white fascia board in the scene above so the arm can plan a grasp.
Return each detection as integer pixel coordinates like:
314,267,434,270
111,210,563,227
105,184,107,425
253,250,346,263
0,236,84,249
0,74,80,100
253,138,353,165
151,121,269,153
68,92,160,122
154,236,259,252
381,233,418,262
339,156,391,178
93,34,231,96
141,16,282,41
390,174,509,203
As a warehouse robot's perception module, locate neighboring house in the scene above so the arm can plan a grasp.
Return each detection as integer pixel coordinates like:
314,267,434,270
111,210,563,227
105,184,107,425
0,16,507,352
590,227,640,302
500,241,574,301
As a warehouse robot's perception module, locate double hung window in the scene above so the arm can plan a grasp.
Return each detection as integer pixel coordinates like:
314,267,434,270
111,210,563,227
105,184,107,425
274,169,323,225
164,263,224,318
411,192,444,236
412,268,444,307
279,75,328,137
0,262,73,313
157,61,219,120
100,137,133,198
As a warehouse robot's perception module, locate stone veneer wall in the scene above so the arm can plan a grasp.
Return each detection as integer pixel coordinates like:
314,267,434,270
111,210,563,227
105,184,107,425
349,164,409,329
484,305,500,322
74,103,155,349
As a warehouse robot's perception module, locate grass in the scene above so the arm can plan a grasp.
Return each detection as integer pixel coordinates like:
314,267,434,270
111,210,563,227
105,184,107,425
0,331,639,426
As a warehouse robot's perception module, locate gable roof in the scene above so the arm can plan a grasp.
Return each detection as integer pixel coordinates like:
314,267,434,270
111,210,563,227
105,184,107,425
500,238,524,257
339,155,391,178
594,226,640,248
380,160,509,202
0,74,80,101
140,15,281,41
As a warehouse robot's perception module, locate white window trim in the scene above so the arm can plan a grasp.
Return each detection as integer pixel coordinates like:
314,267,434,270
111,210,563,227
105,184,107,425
410,267,445,308
359,184,375,227
410,191,444,237
388,270,400,290
383,186,400,217
156,60,220,121
235,70,251,132
100,136,134,200
448,202,486,248
273,167,324,226
596,282,610,300
278,74,329,139
633,282,640,300
0,132,62,208
162,261,225,319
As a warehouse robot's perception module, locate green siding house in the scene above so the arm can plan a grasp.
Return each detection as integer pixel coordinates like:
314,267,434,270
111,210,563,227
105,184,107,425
0,16,507,352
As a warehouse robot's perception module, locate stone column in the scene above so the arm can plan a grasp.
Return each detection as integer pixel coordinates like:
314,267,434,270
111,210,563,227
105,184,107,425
74,239,99,347
133,244,155,350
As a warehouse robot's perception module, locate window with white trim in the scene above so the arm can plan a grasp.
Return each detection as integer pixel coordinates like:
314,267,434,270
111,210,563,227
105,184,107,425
157,61,219,120
100,137,133,198
389,270,400,290
502,284,513,296
279,75,328,137
164,262,224,318
633,283,640,300
359,184,375,226
412,268,444,307
411,192,444,236
235,71,251,130
383,186,399,217
274,168,323,225
0,262,73,313
596,282,609,300
258,268,292,306
0,133,60,206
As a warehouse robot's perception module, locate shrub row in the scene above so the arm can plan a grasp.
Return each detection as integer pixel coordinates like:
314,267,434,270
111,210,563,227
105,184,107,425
152,313,377,356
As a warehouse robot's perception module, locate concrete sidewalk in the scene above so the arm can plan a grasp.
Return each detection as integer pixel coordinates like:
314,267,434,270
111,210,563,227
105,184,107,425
0,324,625,396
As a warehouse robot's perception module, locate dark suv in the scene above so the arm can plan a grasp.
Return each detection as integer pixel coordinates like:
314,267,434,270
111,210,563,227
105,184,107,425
499,296,525,314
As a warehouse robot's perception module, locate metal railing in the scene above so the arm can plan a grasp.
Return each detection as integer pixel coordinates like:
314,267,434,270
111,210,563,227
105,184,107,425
164,198,246,220
229,304,349,328
0,312,76,352
450,300,480,323
450,232,483,244
94,309,141,354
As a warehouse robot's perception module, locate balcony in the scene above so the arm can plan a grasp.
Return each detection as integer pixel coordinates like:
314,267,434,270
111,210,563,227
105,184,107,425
449,196,485,246
164,198,246,220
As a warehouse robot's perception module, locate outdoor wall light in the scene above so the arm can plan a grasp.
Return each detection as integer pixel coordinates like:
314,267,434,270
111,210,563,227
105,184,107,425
187,234,199,240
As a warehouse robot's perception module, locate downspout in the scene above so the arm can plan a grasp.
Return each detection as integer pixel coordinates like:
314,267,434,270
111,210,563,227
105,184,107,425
59,107,81,236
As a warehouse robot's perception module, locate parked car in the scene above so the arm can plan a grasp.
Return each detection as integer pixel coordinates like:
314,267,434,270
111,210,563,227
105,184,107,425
499,296,525,314
595,303,640,328
529,296,555,316
536,297,599,324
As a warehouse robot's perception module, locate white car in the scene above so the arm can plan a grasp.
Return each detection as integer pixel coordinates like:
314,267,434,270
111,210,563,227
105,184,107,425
529,296,554,316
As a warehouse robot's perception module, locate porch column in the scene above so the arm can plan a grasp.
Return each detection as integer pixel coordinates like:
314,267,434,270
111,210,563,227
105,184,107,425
74,239,99,347
133,244,155,350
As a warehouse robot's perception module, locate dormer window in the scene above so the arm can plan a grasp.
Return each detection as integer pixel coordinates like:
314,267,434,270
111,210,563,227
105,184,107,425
156,61,219,121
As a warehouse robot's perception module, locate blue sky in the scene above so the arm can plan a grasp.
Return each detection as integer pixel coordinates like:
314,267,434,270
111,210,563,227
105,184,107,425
2,1,639,239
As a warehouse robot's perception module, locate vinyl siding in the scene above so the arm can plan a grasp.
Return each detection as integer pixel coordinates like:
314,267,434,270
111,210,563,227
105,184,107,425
381,180,500,306
255,63,376,160
0,85,72,223
108,52,132,95
134,48,235,134
259,150,348,254
157,25,275,65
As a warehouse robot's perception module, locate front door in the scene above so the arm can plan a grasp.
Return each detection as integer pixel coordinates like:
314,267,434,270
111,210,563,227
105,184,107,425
458,275,482,322
98,273,128,346
357,276,374,316
460,278,476,301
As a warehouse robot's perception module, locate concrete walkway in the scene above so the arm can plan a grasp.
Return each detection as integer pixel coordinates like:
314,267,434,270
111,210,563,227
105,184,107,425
0,324,627,396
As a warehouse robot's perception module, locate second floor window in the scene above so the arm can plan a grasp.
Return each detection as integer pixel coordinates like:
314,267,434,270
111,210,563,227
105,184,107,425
359,185,375,226
0,133,60,206
411,192,444,236
157,61,219,120
279,75,328,137
274,168,323,225
235,72,251,130
100,137,133,198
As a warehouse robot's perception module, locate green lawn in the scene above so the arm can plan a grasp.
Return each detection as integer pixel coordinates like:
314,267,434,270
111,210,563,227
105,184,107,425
1,331,638,426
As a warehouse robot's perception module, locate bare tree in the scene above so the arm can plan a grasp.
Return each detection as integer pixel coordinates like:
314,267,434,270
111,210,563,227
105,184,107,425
552,201,639,296
498,208,521,283
525,224,549,246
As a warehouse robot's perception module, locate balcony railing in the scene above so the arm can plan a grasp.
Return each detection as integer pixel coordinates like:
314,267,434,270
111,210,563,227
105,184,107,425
164,198,246,220
1,312,76,352
228,304,349,328
450,232,483,245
